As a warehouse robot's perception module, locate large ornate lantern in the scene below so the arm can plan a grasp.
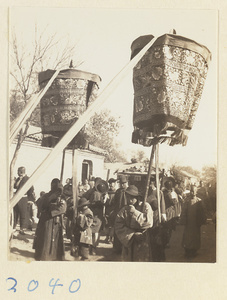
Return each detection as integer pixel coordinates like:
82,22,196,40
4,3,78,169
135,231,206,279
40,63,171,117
38,68,101,148
131,33,212,146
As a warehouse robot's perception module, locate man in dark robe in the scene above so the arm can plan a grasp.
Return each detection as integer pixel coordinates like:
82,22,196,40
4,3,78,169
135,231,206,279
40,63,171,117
63,178,73,240
33,178,66,261
111,175,128,253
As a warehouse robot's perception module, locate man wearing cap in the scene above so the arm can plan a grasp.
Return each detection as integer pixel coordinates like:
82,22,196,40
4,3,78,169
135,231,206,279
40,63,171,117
13,166,36,234
114,185,153,261
111,175,129,253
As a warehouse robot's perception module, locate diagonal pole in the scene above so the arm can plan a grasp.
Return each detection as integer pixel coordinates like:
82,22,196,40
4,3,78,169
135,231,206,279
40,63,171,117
60,149,66,184
9,35,159,212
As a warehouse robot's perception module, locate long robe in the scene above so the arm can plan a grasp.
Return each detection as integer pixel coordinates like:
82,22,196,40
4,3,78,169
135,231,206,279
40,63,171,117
115,202,153,262
33,192,66,261
181,196,206,251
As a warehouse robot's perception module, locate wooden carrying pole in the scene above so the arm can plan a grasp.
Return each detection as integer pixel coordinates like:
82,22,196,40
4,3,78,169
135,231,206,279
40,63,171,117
142,144,156,212
9,35,159,212
155,143,161,224
10,69,60,145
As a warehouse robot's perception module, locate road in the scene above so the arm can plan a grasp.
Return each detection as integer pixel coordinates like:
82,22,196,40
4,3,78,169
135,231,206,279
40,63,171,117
9,219,216,263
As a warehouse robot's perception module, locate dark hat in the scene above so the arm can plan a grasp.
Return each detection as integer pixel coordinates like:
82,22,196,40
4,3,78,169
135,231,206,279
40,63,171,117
119,175,127,184
125,185,139,197
108,178,117,184
95,180,108,194
78,197,90,208
89,176,96,182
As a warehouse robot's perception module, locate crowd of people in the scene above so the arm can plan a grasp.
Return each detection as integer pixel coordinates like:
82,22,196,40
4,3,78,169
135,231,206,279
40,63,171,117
12,166,216,262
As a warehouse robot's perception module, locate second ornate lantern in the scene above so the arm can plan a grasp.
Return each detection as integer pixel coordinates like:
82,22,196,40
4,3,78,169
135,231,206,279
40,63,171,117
131,33,212,146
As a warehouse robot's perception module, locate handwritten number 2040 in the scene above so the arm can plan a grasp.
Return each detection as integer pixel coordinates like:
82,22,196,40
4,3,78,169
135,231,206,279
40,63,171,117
6,277,81,294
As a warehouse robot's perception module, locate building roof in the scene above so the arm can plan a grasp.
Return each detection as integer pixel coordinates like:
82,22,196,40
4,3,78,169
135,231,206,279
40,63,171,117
16,125,106,156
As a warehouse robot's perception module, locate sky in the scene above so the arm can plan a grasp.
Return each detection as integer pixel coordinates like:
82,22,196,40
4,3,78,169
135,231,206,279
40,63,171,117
10,7,217,171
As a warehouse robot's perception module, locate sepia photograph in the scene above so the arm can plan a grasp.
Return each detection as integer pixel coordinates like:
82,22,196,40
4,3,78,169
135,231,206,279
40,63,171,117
8,6,217,266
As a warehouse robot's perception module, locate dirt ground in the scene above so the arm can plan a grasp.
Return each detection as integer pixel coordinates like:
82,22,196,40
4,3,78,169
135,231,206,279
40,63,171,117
8,219,216,263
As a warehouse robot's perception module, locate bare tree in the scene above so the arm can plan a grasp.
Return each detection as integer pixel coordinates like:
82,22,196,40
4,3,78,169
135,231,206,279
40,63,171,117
10,25,82,198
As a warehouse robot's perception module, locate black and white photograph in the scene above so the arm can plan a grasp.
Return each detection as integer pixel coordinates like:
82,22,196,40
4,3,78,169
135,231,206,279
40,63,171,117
8,6,217,264
1,1,225,299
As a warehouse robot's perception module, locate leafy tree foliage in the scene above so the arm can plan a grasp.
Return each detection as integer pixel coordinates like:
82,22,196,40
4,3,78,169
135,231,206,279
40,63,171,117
85,109,127,163
201,165,216,184
130,150,147,163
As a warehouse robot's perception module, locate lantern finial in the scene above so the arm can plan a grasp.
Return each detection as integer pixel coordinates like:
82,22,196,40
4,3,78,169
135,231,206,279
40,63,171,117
69,60,74,68
169,29,176,34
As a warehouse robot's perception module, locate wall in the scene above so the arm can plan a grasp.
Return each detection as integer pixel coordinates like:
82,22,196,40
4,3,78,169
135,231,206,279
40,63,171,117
10,141,105,198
